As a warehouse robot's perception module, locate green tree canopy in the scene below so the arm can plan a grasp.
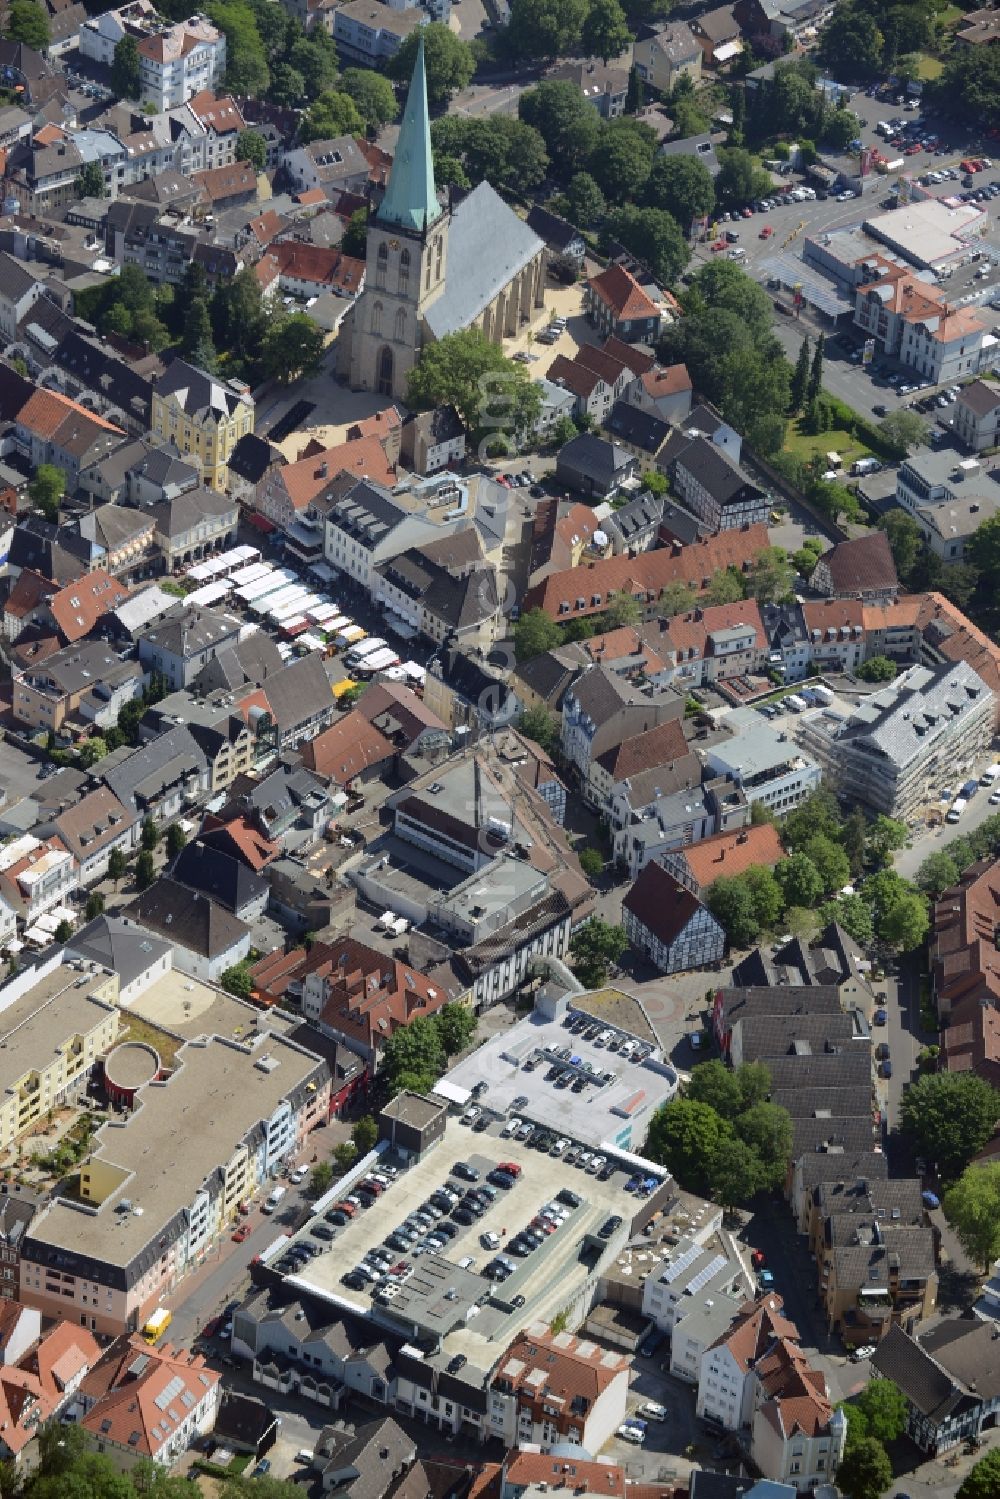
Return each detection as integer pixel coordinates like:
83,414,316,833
586,120,657,202
111,34,140,99
835,1435,893,1499
644,153,715,227
299,90,363,143
930,45,1000,130
514,608,564,661
207,0,269,96
407,327,541,439
704,567,745,605
958,1448,1000,1499
135,849,156,891
878,407,930,457
507,0,588,58
564,170,606,226
734,1101,793,1190
658,580,698,617
340,68,400,130
902,1072,1000,1179
880,508,920,581
235,128,267,170
390,23,475,104
602,204,689,287
686,1059,744,1119
647,1097,734,1196
261,313,325,384
519,80,601,175
944,1162,1000,1271
748,546,794,602
581,0,630,61
775,851,824,909
29,464,65,521
570,919,628,986
221,962,254,999
380,1013,447,1095
857,655,897,683
714,146,771,210
853,1378,907,1444
435,1004,477,1056
431,114,548,193
7,0,48,48
519,704,560,752
342,207,368,259
819,893,874,946
916,849,961,899
352,1115,378,1153
802,833,851,894
817,2,884,75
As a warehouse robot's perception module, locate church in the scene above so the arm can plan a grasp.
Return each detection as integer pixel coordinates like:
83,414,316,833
339,38,548,403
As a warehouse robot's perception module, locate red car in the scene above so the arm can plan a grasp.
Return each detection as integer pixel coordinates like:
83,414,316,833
201,1316,221,1339
741,206,753,219
759,225,773,238
231,1223,252,1243
712,238,727,252
751,1250,766,1269
904,145,920,155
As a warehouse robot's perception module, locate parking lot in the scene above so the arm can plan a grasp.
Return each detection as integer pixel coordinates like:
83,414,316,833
280,1117,655,1367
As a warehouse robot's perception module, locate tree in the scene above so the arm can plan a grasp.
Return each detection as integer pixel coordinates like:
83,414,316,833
6,0,48,49
514,608,564,662
135,850,156,891
916,849,961,899
268,62,307,107
686,1059,744,1119
967,511,1000,591
647,1097,734,1195
520,81,601,174
802,833,851,893
565,170,606,226
743,866,785,933
207,0,269,97
881,508,921,581
581,0,630,61
261,314,325,384
807,332,825,405
53,918,74,943
570,918,628,987
434,1003,477,1056
390,24,475,105
165,823,187,858
817,2,884,75
704,567,746,605
28,464,65,522
836,1437,893,1499
775,851,823,909
111,34,140,99
351,1116,378,1153
181,296,215,368
431,115,549,194
519,704,559,752
587,123,656,203
857,655,896,683
221,962,254,999
340,68,399,131
944,1163,1000,1271
77,159,106,199
958,1449,1000,1499
709,1138,765,1210
334,1141,358,1172
380,1013,447,1095
644,154,714,228
748,546,794,602
819,893,874,946
342,207,368,259
140,817,160,851
299,90,364,142
108,847,127,888
878,407,929,456
309,1161,333,1196
879,890,928,951
658,581,697,618
579,847,603,879
866,815,907,868
734,1101,793,1190
235,129,267,170
604,590,641,629
715,147,771,210
854,1378,907,1444
790,336,810,412
706,874,765,948
902,1072,1000,1179
603,205,689,286
507,0,587,57
84,891,105,921
408,327,541,439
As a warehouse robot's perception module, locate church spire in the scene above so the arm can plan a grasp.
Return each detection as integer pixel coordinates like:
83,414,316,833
378,35,442,235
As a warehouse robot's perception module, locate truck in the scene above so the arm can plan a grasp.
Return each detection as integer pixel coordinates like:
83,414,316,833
812,684,835,706
981,763,1000,786
947,797,969,824
962,778,980,800
785,694,808,712
142,1308,172,1344
262,1185,287,1214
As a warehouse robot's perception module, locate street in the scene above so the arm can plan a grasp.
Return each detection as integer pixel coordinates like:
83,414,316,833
895,780,1000,879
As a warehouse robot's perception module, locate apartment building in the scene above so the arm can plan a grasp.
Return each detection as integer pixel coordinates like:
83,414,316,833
332,0,426,63
137,605,241,690
324,474,470,590
954,379,1000,452
560,664,685,807
853,264,993,384
137,18,225,110
72,1335,220,1468
150,360,254,491
298,938,454,1066
0,836,78,926
0,956,120,1153
38,787,137,887
487,1324,629,1451
705,706,822,816
816,1214,937,1344
796,661,994,820
15,387,125,489
13,642,143,735
21,1025,329,1335
632,20,703,93
932,856,1000,1018
671,437,768,533
698,1295,800,1430
623,861,726,974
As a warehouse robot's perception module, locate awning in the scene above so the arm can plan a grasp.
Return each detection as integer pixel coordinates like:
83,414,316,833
248,513,276,534
714,39,743,59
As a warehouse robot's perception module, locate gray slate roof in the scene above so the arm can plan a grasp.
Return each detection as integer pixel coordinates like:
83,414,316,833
67,914,172,990
423,182,544,341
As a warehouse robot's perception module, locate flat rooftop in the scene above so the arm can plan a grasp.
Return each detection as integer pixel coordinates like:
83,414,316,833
28,1022,326,1268
128,969,297,1045
863,199,986,267
0,957,118,1096
440,1004,678,1153
288,1120,646,1372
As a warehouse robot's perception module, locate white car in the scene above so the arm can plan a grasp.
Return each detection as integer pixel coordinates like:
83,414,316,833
289,1168,307,1185
617,1425,643,1444
552,1137,569,1155
989,790,1000,805
640,1403,668,1422
462,1105,480,1124
501,1116,522,1138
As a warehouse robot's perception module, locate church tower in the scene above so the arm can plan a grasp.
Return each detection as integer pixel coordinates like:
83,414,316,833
348,38,449,402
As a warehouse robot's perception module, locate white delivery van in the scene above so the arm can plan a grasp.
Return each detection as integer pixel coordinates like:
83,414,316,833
262,1185,287,1214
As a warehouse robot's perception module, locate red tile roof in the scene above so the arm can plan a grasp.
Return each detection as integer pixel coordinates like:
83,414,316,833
255,240,365,295
588,264,660,321
495,1323,629,1408
523,526,770,620
78,1337,219,1460
679,824,785,889
191,160,258,204
187,91,244,133
48,571,128,644
597,718,689,781
302,709,395,784
814,531,898,595
641,364,693,399
17,387,124,441
623,860,708,945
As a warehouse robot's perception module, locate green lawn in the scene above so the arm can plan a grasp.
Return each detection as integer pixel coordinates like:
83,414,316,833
782,423,874,469
916,54,944,80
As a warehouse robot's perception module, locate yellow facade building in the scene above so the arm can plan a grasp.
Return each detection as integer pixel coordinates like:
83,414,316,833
150,359,254,491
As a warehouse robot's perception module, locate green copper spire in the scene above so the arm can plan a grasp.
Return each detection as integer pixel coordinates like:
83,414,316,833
378,35,441,234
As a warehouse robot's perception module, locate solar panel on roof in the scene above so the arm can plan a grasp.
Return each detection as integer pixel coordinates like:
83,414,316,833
684,1254,728,1296
661,1244,701,1285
